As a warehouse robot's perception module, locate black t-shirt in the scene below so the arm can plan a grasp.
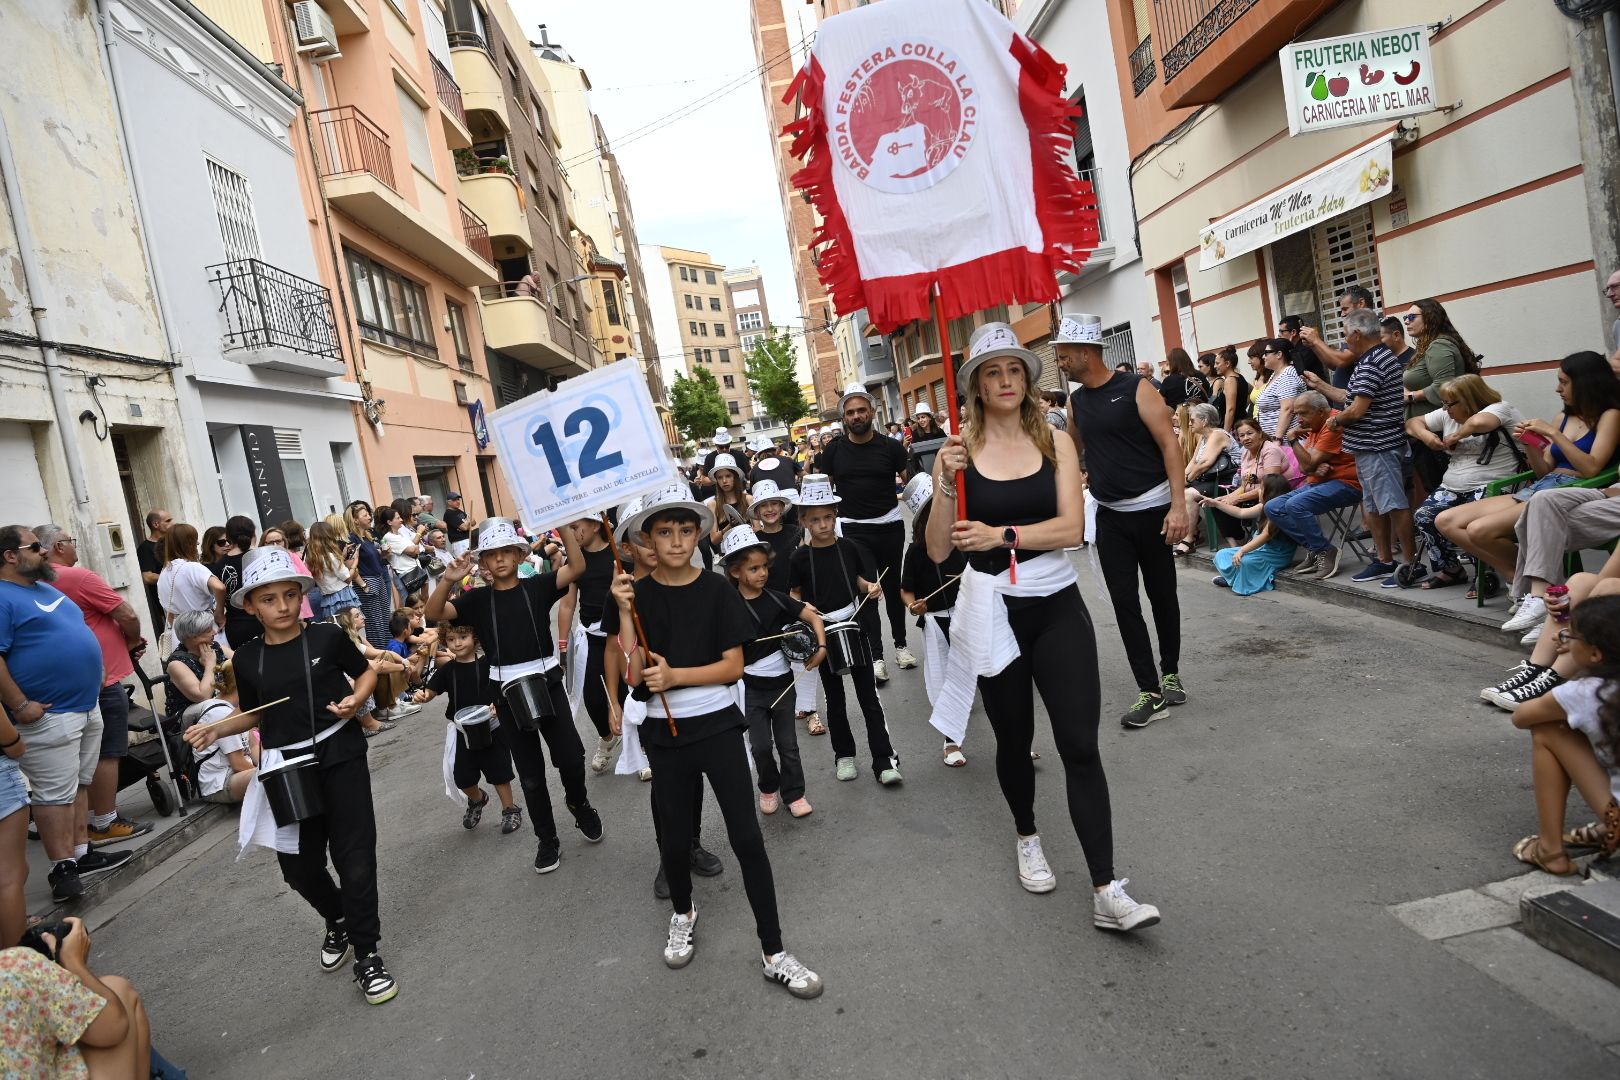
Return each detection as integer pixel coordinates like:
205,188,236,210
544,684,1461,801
748,454,799,489
572,545,620,626
1158,374,1210,410
789,539,875,612
600,571,754,747
427,657,496,721
815,435,907,519
234,624,369,762
210,554,263,648
1070,373,1169,504
899,542,965,621
442,508,469,543
136,538,163,622
1289,342,1326,380
453,574,561,667
741,589,806,666
756,524,802,593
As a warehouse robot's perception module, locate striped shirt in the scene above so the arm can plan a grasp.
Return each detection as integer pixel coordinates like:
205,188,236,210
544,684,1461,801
1341,344,1407,453
1254,366,1306,438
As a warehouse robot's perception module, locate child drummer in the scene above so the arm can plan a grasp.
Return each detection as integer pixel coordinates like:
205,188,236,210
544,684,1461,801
897,474,969,767
720,524,826,818
413,622,522,833
749,479,822,737
426,518,604,876
606,483,824,997
183,547,398,1006
789,475,901,786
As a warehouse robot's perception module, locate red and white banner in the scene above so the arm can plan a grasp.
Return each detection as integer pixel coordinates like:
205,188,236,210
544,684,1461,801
785,0,1097,333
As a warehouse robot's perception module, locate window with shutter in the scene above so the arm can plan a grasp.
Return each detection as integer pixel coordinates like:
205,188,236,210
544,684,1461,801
394,82,436,180
208,160,261,262
1310,206,1383,345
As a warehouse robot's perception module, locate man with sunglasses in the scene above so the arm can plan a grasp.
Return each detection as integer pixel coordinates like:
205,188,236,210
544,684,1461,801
0,526,131,904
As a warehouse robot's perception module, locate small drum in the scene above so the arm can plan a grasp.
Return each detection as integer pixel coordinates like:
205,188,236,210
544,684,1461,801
775,621,819,664
501,672,556,732
260,754,322,828
454,704,495,750
823,620,871,676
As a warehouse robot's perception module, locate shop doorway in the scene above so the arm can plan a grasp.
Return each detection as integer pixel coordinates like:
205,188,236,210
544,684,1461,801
1266,205,1383,341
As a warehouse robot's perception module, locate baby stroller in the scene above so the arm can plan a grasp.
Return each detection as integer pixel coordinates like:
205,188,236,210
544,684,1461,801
121,657,193,818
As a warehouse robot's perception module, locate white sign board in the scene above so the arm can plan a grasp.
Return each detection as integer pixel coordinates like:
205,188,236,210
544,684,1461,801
1280,25,1437,137
488,362,678,534
1198,134,1393,272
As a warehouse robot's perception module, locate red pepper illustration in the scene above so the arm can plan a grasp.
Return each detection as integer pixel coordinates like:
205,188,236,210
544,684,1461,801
1393,61,1422,86
1360,64,1384,86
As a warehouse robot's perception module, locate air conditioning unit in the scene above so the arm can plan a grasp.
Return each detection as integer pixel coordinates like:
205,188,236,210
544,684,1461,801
293,2,340,58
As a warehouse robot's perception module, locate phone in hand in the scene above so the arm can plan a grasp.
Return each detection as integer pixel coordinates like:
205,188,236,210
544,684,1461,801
1518,429,1551,450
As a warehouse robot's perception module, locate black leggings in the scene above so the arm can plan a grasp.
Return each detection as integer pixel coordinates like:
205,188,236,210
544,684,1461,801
977,586,1115,887
502,677,591,842
1094,503,1182,693
277,753,382,954
817,658,896,776
647,727,782,954
650,775,705,847
843,520,908,649
579,634,622,740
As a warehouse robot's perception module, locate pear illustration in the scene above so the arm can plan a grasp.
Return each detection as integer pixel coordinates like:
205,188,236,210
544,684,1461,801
1310,73,1330,101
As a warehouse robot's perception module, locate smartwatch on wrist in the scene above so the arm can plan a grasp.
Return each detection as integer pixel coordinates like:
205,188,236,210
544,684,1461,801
1002,527,1018,549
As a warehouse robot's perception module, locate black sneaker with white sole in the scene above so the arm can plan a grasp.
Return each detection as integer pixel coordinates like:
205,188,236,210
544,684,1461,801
1482,667,1566,711
75,849,133,878
570,803,604,843
48,860,83,903
320,924,352,972
1481,663,1547,701
353,952,398,1005
1121,692,1168,729
535,838,562,874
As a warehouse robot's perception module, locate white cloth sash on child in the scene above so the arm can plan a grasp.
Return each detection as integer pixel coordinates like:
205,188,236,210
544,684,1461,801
238,718,346,857
567,618,605,719
440,708,503,808
929,552,1077,744
488,655,560,683
614,695,650,775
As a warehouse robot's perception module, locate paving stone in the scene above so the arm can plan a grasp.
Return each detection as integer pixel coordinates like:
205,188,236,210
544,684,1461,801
1390,889,1520,940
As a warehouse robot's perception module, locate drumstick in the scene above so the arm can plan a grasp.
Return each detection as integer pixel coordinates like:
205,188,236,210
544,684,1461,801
770,668,812,710
207,696,291,726
849,567,888,621
600,512,678,737
914,574,962,606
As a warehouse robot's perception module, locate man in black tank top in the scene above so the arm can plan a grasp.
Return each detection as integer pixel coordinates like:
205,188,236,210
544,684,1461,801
1057,313,1193,730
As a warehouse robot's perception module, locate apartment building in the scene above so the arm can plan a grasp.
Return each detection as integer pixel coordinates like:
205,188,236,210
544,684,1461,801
1109,0,1614,411
656,247,754,431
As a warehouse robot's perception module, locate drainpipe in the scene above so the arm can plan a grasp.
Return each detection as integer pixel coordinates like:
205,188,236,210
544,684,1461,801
1608,10,1620,130
0,105,94,521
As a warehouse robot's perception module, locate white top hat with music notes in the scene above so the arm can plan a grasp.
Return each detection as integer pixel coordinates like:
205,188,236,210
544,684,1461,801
793,473,841,508
232,545,315,608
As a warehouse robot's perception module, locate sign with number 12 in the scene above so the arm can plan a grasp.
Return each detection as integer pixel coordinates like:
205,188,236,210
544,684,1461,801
488,362,678,534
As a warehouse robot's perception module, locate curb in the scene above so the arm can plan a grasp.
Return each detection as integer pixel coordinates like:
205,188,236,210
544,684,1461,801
38,802,226,924
1182,551,1513,648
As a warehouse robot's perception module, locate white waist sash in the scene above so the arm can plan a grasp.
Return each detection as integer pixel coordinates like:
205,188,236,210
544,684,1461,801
1095,480,1171,513
745,651,790,678
567,618,603,719
841,505,903,526
489,655,560,683
238,718,346,858
614,695,650,776
644,682,737,720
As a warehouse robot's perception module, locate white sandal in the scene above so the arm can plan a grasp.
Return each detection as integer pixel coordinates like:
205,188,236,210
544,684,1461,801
942,743,966,767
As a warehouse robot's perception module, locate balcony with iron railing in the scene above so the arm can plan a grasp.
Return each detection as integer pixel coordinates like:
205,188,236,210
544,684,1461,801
1129,35,1156,97
207,258,346,377
476,282,592,376
431,55,472,150
313,105,497,288
1151,0,1337,108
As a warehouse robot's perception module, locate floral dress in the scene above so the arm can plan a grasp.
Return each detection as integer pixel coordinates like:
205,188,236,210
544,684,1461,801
0,947,105,1080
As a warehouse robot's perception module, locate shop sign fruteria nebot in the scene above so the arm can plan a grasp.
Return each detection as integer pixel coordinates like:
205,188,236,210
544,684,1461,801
1279,25,1438,137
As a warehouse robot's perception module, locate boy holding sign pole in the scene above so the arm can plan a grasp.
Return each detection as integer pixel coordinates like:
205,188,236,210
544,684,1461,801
605,484,823,997
426,519,605,876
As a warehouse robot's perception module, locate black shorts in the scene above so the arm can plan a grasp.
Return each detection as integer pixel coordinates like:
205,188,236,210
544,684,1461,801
453,727,516,789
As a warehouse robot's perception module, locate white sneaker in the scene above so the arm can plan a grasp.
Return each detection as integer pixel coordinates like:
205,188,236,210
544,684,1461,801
1519,623,1544,646
894,646,918,669
872,659,889,683
590,735,620,774
1016,834,1056,894
1093,878,1160,932
663,909,697,968
637,766,653,782
1501,596,1546,632
762,950,824,999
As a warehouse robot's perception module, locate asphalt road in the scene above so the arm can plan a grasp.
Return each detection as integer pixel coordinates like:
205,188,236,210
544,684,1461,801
85,564,1620,1078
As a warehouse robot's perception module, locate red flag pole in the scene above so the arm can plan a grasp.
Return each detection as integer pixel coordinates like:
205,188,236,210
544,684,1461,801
933,284,967,521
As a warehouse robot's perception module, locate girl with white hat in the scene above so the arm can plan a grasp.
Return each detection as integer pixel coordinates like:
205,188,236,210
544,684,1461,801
750,479,821,735
425,518,606,877
897,474,969,766
706,453,752,546
928,321,1161,933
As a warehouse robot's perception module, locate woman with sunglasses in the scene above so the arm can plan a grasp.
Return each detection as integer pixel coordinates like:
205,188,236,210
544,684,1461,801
1402,375,1526,589
1253,339,1305,442
1399,300,1480,494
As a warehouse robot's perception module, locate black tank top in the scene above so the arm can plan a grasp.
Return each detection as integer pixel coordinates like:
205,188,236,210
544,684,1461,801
574,545,617,625
963,458,1056,575
1069,372,1168,503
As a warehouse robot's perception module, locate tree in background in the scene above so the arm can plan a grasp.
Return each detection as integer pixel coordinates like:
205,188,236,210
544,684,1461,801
669,365,729,443
745,326,811,427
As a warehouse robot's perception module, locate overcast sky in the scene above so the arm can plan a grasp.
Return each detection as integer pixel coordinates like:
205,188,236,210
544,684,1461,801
511,0,811,375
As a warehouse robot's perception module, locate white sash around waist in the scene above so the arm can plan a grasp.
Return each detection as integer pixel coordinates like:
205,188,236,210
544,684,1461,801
841,505,902,526
489,655,560,683
644,682,737,720
924,610,972,744
1095,480,1171,513
745,651,790,678
238,718,346,858
820,600,857,623
567,618,603,719
614,695,650,776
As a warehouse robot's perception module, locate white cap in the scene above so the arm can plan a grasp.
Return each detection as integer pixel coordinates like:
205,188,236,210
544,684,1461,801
623,481,715,538
793,473,841,507
713,426,733,446
838,382,875,413
718,524,770,561
231,546,315,608
473,517,527,555
901,473,934,516
1053,312,1104,345
960,321,1042,387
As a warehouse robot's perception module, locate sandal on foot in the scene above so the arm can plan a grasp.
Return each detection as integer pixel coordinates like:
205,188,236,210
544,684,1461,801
1601,799,1620,859
1172,541,1195,557
803,713,827,736
1419,567,1468,590
1564,821,1606,850
941,744,966,767
1512,835,1580,876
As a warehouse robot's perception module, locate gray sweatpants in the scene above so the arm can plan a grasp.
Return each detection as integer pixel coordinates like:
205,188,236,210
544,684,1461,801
1512,487,1620,595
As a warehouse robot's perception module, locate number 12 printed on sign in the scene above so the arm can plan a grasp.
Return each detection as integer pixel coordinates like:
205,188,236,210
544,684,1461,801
488,362,678,535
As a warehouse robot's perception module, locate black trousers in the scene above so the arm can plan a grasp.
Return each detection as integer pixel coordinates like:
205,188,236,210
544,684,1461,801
843,520,907,650
746,672,805,802
977,586,1115,887
502,677,590,842
578,634,622,740
650,775,705,847
1094,503,1182,693
817,658,896,776
277,753,382,955
647,727,783,955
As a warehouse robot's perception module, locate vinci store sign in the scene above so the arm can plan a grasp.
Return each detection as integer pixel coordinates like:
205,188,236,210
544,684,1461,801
1280,25,1437,136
